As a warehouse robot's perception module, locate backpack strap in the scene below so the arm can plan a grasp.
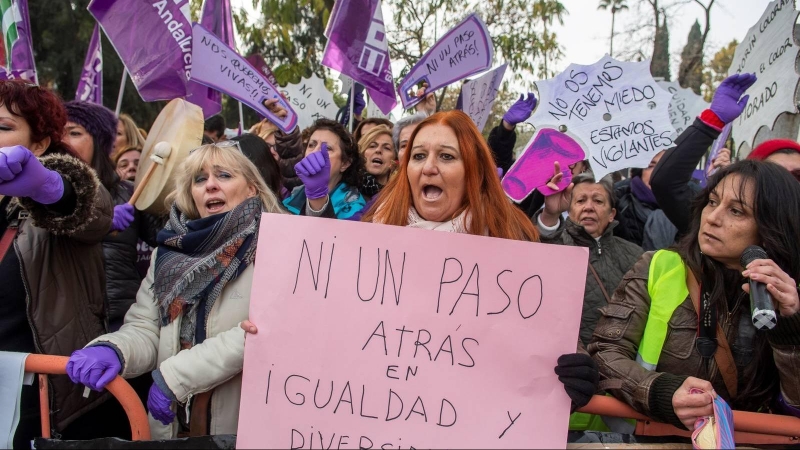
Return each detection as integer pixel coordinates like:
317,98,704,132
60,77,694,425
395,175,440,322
589,263,611,303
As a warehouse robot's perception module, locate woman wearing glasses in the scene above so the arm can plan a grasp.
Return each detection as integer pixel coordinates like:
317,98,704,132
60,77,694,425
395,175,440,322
66,142,286,439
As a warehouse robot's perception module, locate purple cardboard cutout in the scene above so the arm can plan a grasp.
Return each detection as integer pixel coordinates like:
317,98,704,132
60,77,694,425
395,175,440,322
322,0,396,115
190,23,298,133
89,0,191,102
502,127,587,202
397,13,493,110
76,24,103,104
705,123,731,178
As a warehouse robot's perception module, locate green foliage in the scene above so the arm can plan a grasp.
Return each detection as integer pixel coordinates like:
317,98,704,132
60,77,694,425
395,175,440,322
679,20,704,95
702,39,737,102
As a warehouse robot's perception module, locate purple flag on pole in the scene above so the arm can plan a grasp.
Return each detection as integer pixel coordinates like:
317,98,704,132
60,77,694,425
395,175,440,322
245,54,278,86
88,0,192,102
75,25,103,104
185,0,237,118
0,0,37,83
322,0,396,115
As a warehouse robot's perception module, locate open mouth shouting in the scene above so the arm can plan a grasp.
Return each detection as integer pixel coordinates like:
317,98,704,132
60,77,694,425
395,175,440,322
205,198,226,215
422,183,444,201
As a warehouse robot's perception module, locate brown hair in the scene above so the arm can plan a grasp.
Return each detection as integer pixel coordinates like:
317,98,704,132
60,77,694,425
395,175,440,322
364,110,539,242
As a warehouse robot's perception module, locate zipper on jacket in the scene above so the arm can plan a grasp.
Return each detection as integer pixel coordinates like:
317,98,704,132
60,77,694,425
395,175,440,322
597,241,602,255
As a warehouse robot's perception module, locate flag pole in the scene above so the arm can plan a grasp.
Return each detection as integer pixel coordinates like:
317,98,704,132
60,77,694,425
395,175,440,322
238,101,245,136
115,70,128,117
348,83,354,132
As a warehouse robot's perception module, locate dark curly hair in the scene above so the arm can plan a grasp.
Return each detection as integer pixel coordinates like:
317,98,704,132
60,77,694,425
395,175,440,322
0,79,75,157
304,118,362,188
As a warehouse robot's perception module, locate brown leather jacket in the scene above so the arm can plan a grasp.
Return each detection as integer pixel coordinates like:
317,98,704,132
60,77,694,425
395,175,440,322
14,153,113,431
588,252,800,429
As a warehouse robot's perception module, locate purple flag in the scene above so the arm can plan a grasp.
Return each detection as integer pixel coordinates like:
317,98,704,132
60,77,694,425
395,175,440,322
322,0,396,115
185,0,237,118
245,54,278,86
0,0,37,83
88,0,192,102
76,25,103,104
190,23,298,133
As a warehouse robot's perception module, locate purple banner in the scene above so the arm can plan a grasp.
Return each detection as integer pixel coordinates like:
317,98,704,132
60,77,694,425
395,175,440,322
185,0,237,118
245,54,278,86
190,23,298,133
88,0,192,101
0,0,37,83
397,13,493,109
76,25,103,104
322,0,396,115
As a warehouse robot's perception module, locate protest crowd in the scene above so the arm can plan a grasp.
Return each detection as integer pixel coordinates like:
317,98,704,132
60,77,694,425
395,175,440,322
1,0,800,449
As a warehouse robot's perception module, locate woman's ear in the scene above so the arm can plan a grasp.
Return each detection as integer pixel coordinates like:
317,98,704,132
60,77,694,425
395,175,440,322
247,184,257,198
608,207,617,222
29,137,51,157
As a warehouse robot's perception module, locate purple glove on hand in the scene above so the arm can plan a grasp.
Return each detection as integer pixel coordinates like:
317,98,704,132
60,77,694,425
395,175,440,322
66,346,122,391
354,91,366,117
147,383,175,425
0,145,64,204
111,204,135,232
709,73,757,124
503,93,537,126
295,143,331,200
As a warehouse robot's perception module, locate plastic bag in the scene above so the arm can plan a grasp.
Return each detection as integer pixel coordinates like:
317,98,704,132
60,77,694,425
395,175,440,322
691,389,735,449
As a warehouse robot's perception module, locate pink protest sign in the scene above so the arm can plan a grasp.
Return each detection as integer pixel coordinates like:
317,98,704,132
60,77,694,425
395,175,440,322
502,127,587,202
237,214,588,449
190,23,298,132
397,14,493,109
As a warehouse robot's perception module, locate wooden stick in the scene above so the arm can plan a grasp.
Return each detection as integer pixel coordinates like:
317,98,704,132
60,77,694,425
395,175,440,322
128,162,159,206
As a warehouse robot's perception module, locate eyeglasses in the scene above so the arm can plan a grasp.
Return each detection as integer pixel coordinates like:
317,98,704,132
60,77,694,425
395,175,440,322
189,140,242,154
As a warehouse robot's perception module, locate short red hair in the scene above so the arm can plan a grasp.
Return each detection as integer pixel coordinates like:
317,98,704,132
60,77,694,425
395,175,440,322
364,110,539,242
0,79,75,157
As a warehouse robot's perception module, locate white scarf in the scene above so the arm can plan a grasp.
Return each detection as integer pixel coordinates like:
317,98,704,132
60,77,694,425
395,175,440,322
406,207,469,233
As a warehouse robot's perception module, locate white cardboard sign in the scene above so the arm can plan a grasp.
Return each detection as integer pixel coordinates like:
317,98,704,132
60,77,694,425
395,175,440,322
657,81,709,138
461,64,508,133
279,74,340,131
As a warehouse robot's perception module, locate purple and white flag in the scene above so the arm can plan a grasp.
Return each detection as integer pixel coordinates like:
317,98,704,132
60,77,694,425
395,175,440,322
0,0,37,83
322,0,396,115
185,0,237,118
88,0,192,101
76,25,103,104
190,23,298,132
246,54,278,86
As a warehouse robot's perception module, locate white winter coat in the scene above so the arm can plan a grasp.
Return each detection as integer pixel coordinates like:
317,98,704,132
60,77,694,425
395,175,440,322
89,248,253,439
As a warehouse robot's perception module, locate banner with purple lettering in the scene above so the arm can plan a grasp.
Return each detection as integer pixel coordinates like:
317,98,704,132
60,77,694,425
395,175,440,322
185,0,237,118
322,0,396,115
76,25,103,104
397,14,493,110
190,23,298,132
0,0,37,83
88,0,192,101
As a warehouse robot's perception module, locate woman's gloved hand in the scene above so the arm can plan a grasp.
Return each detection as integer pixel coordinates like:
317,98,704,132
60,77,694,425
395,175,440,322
66,346,122,391
147,382,176,425
295,143,331,200
111,203,135,232
709,73,757,124
502,93,537,128
0,145,64,204
554,353,599,413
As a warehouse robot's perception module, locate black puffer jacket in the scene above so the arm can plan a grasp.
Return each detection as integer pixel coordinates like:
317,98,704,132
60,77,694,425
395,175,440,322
275,127,304,192
103,181,163,328
535,213,644,346
613,179,678,251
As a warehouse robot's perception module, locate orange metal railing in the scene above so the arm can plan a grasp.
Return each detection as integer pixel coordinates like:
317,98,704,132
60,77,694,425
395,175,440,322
24,354,151,441
578,394,800,445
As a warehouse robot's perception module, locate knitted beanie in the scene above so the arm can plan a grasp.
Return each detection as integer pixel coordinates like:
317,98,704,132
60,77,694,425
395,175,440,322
64,101,118,155
747,139,800,161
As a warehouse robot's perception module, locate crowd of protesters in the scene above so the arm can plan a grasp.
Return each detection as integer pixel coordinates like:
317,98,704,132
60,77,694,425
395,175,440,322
1,69,799,447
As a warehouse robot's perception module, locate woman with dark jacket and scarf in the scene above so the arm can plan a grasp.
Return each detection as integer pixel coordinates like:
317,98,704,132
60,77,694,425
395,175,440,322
590,161,800,430
0,80,112,448
62,101,163,331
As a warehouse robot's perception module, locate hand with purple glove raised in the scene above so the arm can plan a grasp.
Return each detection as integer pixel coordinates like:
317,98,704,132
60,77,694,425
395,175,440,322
354,90,366,118
709,73,757,124
66,346,122,391
111,204,135,232
295,143,331,200
502,93,537,130
0,145,64,204
147,383,176,425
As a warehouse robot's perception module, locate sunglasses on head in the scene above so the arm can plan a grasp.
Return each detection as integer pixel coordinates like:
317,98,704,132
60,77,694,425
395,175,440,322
189,140,242,155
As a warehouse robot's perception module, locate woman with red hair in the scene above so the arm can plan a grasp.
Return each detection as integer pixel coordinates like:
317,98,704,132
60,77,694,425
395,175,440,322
364,110,539,240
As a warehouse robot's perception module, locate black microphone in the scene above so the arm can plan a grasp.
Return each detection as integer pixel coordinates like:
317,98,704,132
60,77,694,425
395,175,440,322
740,245,777,330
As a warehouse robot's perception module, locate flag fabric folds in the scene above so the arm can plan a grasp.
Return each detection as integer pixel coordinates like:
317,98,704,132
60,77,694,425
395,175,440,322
75,24,103,104
0,0,37,83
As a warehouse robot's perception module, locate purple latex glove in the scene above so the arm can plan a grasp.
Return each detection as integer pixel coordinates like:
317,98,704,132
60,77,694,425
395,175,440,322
111,203,135,232
353,90,366,117
503,93,537,126
66,346,122,391
709,73,757,124
295,143,331,200
147,383,175,425
0,145,64,204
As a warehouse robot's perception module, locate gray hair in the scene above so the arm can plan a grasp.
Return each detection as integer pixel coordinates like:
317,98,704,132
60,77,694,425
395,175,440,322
392,112,428,150
571,171,616,210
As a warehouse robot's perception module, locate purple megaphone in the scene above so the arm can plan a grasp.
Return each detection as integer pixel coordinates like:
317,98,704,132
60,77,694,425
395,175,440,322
501,127,586,203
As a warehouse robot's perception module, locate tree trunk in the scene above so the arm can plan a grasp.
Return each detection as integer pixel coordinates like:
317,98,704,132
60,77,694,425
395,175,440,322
610,10,616,57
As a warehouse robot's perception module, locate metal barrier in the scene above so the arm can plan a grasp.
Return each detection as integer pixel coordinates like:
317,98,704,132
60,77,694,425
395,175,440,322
578,394,800,445
25,354,151,441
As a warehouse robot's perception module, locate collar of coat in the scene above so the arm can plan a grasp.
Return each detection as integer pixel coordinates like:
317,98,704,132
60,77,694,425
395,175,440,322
563,217,619,248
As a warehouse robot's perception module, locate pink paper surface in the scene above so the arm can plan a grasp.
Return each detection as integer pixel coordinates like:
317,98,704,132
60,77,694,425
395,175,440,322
237,214,589,449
